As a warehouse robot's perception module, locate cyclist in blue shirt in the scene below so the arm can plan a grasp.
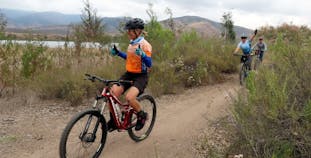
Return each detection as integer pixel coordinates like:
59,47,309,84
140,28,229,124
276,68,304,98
233,29,258,70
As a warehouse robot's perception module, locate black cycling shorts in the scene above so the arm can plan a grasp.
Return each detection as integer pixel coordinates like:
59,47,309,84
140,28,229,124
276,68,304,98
119,72,148,95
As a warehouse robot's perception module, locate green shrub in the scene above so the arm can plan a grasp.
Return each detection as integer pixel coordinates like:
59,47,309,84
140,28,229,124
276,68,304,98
231,29,311,158
0,40,22,96
21,41,51,78
1,18,238,103
32,68,94,105
149,62,183,96
30,51,125,105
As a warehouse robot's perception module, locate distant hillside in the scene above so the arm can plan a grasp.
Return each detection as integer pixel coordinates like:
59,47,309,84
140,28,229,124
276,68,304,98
1,8,79,27
163,16,252,38
1,8,252,37
1,8,124,34
11,12,80,27
0,8,35,19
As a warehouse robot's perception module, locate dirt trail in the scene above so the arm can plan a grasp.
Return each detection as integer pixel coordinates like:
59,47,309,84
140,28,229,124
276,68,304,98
0,76,239,158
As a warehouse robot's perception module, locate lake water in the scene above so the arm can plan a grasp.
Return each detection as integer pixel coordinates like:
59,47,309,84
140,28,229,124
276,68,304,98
0,40,110,48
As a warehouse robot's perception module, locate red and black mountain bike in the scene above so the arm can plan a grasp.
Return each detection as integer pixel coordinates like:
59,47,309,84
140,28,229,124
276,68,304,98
59,74,157,158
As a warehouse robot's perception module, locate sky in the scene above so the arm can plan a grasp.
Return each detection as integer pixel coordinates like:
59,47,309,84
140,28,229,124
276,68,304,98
1,0,310,29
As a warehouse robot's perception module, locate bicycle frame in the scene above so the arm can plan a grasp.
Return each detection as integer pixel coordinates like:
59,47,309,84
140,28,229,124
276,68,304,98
83,74,137,131
234,54,252,68
241,62,248,74
94,86,136,131
242,58,250,69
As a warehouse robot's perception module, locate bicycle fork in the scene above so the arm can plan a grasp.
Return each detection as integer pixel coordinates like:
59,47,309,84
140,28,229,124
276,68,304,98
79,100,107,142
79,115,94,141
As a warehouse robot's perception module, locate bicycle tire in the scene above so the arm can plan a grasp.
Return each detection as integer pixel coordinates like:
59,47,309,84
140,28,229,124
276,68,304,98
240,64,246,86
59,109,107,158
128,95,156,142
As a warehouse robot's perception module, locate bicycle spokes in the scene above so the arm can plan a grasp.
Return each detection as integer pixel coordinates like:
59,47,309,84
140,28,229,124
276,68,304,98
64,113,104,158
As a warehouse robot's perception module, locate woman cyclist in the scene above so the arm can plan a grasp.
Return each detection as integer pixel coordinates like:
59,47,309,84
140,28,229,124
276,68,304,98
109,18,152,131
233,29,258,70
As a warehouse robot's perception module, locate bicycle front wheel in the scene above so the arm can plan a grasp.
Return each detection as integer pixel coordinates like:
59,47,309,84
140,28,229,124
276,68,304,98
59,109,107,158
240,64,247,86
128,95,157,142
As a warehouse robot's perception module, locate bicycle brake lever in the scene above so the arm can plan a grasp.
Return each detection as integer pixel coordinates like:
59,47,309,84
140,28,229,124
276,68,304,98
91,76,96,82
84,74,97,82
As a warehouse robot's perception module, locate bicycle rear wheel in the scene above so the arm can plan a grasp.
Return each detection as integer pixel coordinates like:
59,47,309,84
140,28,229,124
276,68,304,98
128,95,156,142
59,109,107,158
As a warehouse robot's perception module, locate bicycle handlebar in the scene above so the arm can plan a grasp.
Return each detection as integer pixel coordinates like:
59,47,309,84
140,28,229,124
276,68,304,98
233,53,256,56
85,74,133,86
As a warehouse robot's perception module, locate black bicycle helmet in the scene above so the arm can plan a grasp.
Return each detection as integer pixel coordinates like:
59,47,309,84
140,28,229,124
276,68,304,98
124,18,145,30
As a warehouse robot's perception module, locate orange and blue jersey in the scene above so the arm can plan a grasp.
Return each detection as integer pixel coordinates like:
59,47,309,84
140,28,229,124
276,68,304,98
117,37,152,73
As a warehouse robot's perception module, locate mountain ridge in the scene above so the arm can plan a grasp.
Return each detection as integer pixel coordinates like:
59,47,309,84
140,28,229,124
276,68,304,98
1,8,252,37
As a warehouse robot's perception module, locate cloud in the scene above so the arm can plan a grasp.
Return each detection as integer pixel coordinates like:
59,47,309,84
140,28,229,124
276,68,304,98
1,0,83,13
1,0,310,29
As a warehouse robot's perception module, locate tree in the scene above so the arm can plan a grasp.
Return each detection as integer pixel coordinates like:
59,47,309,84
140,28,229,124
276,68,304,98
71,0,106,56
0,11,7,39
221,12,236,42
80,0,105,42
165,7,175,33
71,24,84,56
144,4,175,61
146,3,157,27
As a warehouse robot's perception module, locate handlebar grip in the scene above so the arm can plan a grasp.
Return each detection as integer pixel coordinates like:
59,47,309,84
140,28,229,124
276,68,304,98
85,74,96,82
